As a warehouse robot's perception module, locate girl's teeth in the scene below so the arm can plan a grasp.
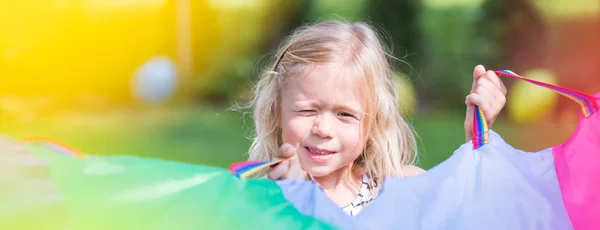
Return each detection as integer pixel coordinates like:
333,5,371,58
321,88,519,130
308,147,329,155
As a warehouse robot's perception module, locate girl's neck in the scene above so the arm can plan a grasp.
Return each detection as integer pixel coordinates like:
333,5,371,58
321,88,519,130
315,165,363,207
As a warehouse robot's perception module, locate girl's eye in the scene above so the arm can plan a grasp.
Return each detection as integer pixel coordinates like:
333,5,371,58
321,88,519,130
339,112,357,119
298,110,316,115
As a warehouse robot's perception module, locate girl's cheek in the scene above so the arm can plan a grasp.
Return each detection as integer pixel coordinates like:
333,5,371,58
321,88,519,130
339,121,362,134
340,127,365,145
284,117,311,133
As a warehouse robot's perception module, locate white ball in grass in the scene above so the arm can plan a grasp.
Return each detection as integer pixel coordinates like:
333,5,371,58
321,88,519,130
132,56,178,104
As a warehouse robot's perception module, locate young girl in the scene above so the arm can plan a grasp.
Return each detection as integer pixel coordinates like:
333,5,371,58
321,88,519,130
245,20,506,217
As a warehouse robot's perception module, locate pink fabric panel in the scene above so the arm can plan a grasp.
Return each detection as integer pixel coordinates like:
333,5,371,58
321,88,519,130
553,93,600,230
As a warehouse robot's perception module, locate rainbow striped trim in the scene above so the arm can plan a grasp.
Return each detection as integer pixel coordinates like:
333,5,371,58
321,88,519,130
229,160,283,179
472,70,599,149
22,136,85,157
496,70,598,117
473,107,489,149
229,160,317,183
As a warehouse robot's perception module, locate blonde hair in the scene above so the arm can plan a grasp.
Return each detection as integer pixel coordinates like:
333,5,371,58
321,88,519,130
245,20,418,181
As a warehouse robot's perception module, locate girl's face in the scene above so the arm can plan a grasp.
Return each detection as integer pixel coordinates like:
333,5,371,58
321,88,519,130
279,64,367,178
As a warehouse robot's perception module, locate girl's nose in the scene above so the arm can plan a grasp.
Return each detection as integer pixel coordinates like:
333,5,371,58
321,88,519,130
312,113,334,139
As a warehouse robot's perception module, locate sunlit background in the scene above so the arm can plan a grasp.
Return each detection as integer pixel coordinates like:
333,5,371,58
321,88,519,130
1,0,598,169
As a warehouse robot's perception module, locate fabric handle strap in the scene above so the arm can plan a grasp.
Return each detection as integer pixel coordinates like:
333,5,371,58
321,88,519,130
472,70,599,149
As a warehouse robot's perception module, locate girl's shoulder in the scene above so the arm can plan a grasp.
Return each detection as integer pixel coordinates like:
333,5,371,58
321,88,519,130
401,165,426,177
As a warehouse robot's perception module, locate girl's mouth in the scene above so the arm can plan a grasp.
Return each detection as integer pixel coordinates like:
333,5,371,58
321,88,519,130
305,146,335,155
304,146,336,162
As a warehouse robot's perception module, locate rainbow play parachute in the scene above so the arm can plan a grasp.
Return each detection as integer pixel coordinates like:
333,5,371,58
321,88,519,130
1,70,598,230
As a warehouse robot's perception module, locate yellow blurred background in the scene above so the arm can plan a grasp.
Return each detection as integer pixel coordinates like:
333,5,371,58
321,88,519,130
0,0,295,110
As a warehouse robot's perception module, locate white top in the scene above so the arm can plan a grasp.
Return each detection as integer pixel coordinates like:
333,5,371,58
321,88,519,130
341,175,378,216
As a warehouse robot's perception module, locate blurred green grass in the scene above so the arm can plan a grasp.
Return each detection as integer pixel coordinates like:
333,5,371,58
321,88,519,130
3,106,519,170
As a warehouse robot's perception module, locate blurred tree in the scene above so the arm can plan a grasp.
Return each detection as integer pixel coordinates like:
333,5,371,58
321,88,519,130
475,0,547,74
369,0,422,74
368,0,423,80
414,0,535,112
307,0,369,22
367,0,423,115
472,0,506,69
418,5,480,111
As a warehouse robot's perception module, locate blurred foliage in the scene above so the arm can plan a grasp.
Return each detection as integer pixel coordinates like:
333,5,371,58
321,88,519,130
418,5,481,110
410,0,507,111
473,0,508,68
198,0,511,113
307,0,369,22
368,0,423,79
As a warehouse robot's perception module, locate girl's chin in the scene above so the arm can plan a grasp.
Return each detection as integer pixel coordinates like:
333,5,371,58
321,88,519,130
308,171,330,178
306,165,349,178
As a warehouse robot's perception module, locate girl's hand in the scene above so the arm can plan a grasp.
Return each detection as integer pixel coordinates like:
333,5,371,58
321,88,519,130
464,65,507,141
267,143,309,180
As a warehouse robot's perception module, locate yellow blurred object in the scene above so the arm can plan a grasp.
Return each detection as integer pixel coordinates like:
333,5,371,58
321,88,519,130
394,73,418,117
1,0,179,104
533,0,599,20
423,0,484,8
0,0,291,111
508,69,559,124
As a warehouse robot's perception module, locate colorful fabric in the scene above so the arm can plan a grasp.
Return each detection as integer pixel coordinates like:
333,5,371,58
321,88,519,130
8,145,339,230
3,69,598,229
